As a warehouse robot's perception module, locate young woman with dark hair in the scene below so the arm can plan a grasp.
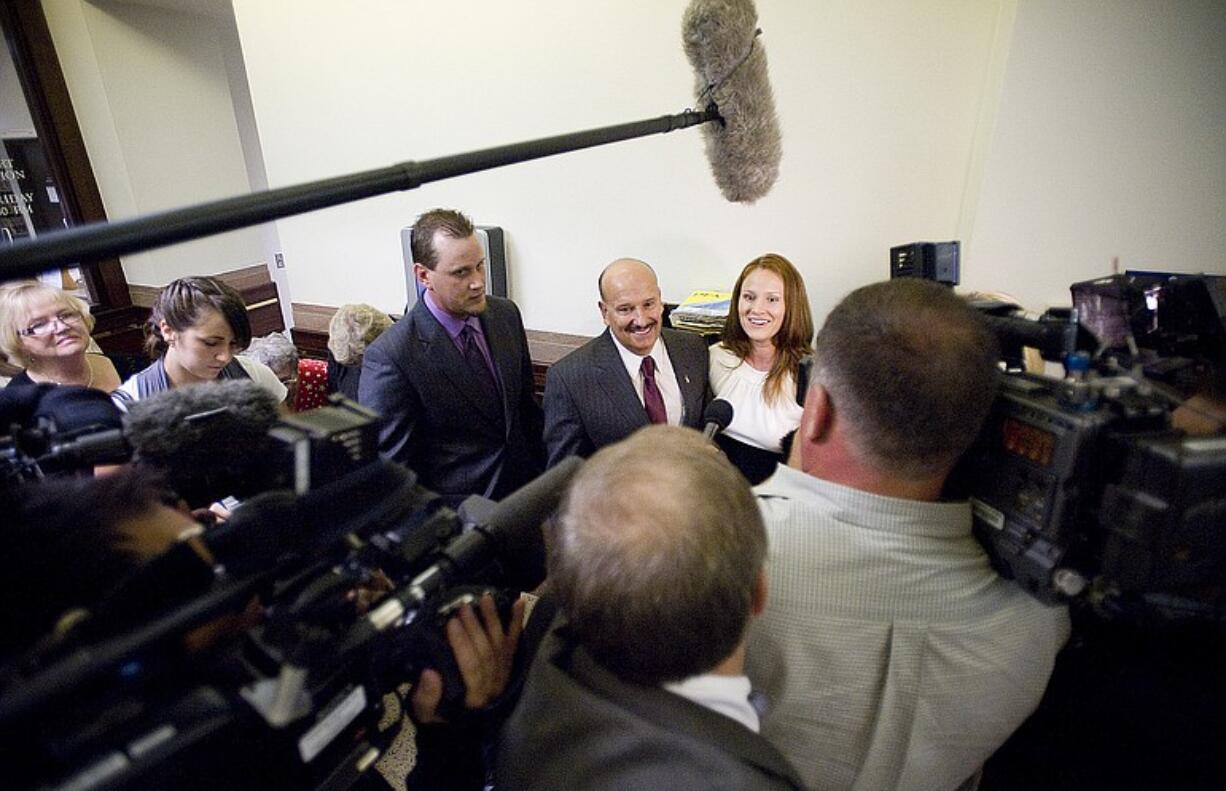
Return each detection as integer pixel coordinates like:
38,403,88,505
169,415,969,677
114,276,286,405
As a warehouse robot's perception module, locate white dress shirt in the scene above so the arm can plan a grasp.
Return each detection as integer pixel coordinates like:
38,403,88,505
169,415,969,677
665,673,761,733
609,333,685,426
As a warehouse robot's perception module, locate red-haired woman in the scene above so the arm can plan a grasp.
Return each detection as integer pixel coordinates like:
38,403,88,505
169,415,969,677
709,253,815,483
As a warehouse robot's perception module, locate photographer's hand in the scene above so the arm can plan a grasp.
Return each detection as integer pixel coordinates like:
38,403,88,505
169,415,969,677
411,593,526,723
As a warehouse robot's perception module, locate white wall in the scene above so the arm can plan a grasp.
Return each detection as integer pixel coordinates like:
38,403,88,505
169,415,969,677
0,43,36,134
967,0,1226,311
42,0,270,286
232,0,1006,334
42,0,1226,331
214,5,293,326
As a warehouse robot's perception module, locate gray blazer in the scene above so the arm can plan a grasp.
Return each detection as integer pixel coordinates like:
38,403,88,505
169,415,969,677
542,327,708,466
497,624,805,791
358,295,545,503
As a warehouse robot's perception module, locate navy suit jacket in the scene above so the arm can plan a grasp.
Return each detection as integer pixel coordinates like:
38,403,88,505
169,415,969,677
358,296,545,502
542,327,708,466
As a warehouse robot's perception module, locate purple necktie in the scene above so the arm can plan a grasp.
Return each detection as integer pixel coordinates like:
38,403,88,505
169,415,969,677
461,324,499,400
640,355,668,425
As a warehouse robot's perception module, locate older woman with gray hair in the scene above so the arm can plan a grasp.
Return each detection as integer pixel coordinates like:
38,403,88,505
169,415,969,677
327,304,392,401
242,332,298,396
243,331,331,411
243,332,298,376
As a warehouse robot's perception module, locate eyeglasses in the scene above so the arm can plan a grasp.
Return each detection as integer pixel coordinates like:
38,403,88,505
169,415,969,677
19,310,84,338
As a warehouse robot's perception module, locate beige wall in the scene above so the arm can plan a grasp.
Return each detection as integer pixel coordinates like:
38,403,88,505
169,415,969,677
41,0,271,287
0,42,35,134
41,0,1226,332
966,0,1226,311
229,0,1007,333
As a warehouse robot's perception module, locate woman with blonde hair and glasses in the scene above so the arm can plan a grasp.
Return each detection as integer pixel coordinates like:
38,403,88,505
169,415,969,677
0,281,121,392
710,253,815,483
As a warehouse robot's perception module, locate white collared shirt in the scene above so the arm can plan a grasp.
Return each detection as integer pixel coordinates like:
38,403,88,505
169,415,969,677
665,673,761,733
746,465,1071,791
609,333,685,426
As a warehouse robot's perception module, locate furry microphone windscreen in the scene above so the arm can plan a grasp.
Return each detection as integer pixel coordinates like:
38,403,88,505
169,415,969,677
683,0,782,204
124,380,282,507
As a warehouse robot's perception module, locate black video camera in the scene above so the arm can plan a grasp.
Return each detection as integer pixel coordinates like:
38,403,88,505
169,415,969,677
0,384,128,482
0,384,381,500
948,273,1226,616
0,394,576,790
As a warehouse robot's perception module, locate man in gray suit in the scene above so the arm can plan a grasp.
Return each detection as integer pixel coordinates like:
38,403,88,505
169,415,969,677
359,208,544,505
497,426,804,790
542,258,707,466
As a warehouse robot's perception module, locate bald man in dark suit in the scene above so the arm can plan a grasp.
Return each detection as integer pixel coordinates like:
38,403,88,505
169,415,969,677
542,258,707,466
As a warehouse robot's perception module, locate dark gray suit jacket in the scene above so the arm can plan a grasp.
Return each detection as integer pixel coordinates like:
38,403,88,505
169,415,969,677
542,327,707,466
497,625,804,791
358,296,544,503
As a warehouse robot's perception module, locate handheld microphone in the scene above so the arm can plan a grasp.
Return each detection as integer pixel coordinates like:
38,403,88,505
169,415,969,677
42,427,130,469
683,0,782,203
702,398,735,441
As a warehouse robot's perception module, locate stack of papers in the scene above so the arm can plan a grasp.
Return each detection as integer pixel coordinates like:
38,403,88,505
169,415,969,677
670,289,731,334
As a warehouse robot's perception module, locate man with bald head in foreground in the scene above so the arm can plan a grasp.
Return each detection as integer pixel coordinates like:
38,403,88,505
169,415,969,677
542,258,707,465
498,426,804,789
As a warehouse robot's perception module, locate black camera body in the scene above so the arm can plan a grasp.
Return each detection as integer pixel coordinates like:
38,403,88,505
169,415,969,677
266,397,382,494
953,369,1225,608
0,389,381,497
949,272,1226,613
0,395,573,790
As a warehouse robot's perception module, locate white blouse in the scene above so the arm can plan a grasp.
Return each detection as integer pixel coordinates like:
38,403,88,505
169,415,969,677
708,343,802,453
